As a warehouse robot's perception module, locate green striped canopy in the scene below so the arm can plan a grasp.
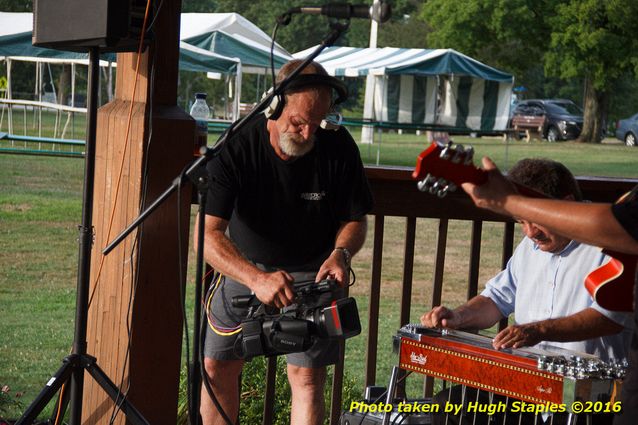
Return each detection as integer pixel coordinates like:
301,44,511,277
0,31,240,75
293,47,514,131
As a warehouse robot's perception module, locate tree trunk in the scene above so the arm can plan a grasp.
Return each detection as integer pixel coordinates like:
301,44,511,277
578,77,607,143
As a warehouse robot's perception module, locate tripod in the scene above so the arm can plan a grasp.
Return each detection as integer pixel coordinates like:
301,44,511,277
16,47,149,425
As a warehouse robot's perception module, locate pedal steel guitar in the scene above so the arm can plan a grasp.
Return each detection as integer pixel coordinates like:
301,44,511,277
393,324,626,407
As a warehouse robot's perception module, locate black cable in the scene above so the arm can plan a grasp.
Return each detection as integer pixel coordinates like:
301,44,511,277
176,169,192,425
188,17,281,425
145,0,164,33
348,266,356,287
107,32,160,424
199,302,235,425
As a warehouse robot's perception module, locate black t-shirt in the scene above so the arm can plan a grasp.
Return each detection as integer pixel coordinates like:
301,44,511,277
205,115,374,269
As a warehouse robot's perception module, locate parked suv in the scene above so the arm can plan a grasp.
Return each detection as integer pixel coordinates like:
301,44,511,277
510,99,583,142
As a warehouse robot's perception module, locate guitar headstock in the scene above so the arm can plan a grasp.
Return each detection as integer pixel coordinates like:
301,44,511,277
412,141,487,197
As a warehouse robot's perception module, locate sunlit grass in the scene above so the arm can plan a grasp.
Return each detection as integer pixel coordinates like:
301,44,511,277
1,131,636,419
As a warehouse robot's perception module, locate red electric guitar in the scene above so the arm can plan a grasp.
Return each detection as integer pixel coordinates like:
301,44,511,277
412,141,636,312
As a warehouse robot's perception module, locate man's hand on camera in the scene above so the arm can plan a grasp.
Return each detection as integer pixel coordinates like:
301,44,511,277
252,270,296,308
316,248,350,287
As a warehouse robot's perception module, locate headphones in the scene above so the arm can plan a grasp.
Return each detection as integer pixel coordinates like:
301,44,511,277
263,74,348,121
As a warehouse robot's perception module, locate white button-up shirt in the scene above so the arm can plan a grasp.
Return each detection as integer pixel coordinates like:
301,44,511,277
482,238,633,361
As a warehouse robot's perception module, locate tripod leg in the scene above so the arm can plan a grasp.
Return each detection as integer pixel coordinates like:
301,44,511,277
85,359,151,425
16,356,75,425
48,372,72,424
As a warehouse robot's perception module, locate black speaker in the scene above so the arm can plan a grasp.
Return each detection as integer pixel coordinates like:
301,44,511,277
33,0,148,52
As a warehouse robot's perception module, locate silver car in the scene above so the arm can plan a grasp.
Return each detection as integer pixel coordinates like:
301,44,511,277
615,113,638,147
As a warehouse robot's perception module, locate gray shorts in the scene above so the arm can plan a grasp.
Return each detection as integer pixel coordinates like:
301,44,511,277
203,271,341,368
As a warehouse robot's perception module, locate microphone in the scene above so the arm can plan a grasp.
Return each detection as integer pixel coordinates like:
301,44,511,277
290,2,392,23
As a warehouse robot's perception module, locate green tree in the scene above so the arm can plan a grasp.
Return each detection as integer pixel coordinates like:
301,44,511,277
182,0,217,13
546,0,638,142
420,0,559,83
420,0,638,143
0,0,31,12
377,0,430,48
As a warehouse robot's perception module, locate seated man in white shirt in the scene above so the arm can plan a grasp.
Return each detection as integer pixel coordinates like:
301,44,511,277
420,158,632,425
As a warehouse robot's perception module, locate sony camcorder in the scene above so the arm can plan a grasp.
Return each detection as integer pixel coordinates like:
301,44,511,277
232,279,361,359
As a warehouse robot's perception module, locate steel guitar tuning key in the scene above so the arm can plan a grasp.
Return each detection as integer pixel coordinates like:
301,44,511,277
537,355,550,371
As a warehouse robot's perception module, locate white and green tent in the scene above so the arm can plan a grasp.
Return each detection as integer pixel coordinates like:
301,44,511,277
180,13,291,73
0,12,250,124
294,46,514,134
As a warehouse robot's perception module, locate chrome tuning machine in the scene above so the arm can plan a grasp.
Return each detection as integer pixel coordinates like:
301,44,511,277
417,173,457,198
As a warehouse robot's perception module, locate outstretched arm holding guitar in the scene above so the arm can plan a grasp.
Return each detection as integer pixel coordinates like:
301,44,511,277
462,157,638,256
414,146,638,423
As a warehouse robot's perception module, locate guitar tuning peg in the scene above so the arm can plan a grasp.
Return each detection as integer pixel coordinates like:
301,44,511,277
451,145,465,164
464,146,474,165
440,147,451,160
436,180,458,198
417,174,436,192
430,177,448,195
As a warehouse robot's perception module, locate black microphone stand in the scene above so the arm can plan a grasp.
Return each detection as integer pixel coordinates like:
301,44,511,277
102,18,349,425
16,48,149,425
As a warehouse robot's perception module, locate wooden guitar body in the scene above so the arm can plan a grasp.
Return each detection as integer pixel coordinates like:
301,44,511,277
585,250,636,312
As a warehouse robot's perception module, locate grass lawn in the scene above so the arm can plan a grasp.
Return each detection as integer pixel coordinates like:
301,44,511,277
0,132,636,420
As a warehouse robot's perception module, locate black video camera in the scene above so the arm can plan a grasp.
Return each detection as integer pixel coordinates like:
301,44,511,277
232,279,361,359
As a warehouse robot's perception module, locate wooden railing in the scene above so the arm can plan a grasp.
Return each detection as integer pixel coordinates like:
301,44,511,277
260,165,638,424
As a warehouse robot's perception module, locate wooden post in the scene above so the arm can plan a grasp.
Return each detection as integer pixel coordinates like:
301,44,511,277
82,1,193,424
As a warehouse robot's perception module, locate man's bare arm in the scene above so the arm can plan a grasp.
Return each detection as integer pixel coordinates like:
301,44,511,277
492,308,624,349
420,295,504,330
461,157,638,255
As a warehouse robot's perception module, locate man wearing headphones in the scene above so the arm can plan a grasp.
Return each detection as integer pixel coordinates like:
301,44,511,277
196,59,373,425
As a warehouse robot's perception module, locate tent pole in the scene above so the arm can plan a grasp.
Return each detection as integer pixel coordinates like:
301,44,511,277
233,62,242,121
361,0,380,145
33,62,38,131
7,58,13,135
71,63,76,139
108,61,113,102
38,62,43,137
